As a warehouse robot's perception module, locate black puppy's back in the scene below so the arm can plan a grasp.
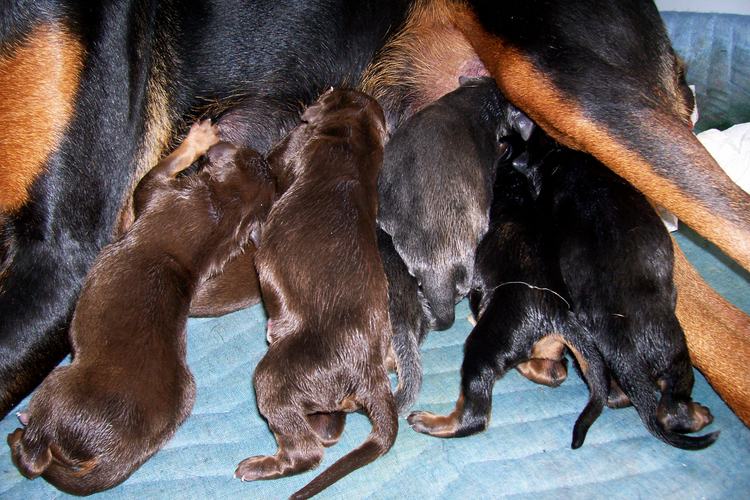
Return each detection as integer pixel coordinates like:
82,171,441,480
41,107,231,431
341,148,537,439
532,144,718,450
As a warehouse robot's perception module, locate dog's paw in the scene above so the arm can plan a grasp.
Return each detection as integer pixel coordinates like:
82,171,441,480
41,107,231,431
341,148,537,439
407,410,459,438
186,119,220,153
235,455,285,482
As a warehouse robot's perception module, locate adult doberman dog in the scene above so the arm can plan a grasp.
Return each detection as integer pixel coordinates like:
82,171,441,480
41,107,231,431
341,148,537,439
1,0,749,427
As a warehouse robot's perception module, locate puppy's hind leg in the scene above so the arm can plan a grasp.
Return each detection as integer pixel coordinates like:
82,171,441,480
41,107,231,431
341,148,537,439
306,412,347,447
235,405,324,482
408,297,519,438
655,353,713,435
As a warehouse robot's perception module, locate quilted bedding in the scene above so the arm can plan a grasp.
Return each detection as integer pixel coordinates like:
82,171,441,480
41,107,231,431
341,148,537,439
1,11,749,500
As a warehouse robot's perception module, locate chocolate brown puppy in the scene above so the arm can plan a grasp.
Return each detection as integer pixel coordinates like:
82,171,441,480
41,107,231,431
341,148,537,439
523,133,718,449
408,157,609,448
7,121,275,495
237,89,395,500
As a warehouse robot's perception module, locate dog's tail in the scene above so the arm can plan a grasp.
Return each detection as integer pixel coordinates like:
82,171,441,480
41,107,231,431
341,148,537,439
392,319,427,415
559,318,608,449
616,365,719,450
291,381,398,499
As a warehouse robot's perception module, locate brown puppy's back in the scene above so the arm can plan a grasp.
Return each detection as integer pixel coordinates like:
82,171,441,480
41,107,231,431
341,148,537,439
9,123,275,494
237,89,396,499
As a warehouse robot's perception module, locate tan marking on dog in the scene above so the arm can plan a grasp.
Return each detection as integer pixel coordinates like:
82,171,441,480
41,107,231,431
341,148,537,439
516,336,568,386
0,25,84,212
360,0,484,122
411,393,465,437
540,333,589,375
113,40,177,237
672,238,750,426
451,6,750,272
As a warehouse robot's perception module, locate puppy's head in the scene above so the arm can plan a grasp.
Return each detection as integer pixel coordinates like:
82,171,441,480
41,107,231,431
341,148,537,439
204,143,275,218
270,88,387,190
302,88,387,141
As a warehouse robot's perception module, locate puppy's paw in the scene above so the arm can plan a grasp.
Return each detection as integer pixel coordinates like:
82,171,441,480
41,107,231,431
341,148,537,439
658,399,714,434
16,411,29,426
407,411,459,438
235,455,286,482
186,119,220,154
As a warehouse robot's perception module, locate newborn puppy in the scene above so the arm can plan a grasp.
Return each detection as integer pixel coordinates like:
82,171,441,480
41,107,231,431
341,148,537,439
377,77,535,413
378,76,533,331
8,121,275,494
408,158,609,448
237,89,396,499
525,133,719,449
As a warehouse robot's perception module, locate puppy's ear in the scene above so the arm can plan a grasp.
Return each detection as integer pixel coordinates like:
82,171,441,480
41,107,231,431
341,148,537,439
8,429,53,479
509,108,535,141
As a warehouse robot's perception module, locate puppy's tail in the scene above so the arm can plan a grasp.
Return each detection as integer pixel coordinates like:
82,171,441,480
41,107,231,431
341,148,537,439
291,381,398,500
559,319,608,449
617,367,719,450
393,320,427,415
566,329,608,449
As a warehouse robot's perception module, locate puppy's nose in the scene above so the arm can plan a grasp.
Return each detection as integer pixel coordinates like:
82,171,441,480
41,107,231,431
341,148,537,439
431,308,455,331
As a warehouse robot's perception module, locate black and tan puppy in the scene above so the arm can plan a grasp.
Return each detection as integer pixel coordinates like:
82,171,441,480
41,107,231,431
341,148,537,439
7,121,275,495
237,89,395,499
524,134,719,449
408,157,609,448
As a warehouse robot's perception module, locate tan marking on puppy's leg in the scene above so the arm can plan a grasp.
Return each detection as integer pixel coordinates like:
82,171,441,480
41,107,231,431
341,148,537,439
516,358,568,387
516,336,568,387
0,25,84,211
408,393,465,437
607,378,632,409
672,238,750,426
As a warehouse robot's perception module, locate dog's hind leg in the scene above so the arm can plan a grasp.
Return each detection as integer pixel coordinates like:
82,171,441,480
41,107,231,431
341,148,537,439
235,406,324,481
672,239,750,426
515,336,568,387
408,293,526,438
379,229,428,414
454,1,750,272
306,412,347,448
